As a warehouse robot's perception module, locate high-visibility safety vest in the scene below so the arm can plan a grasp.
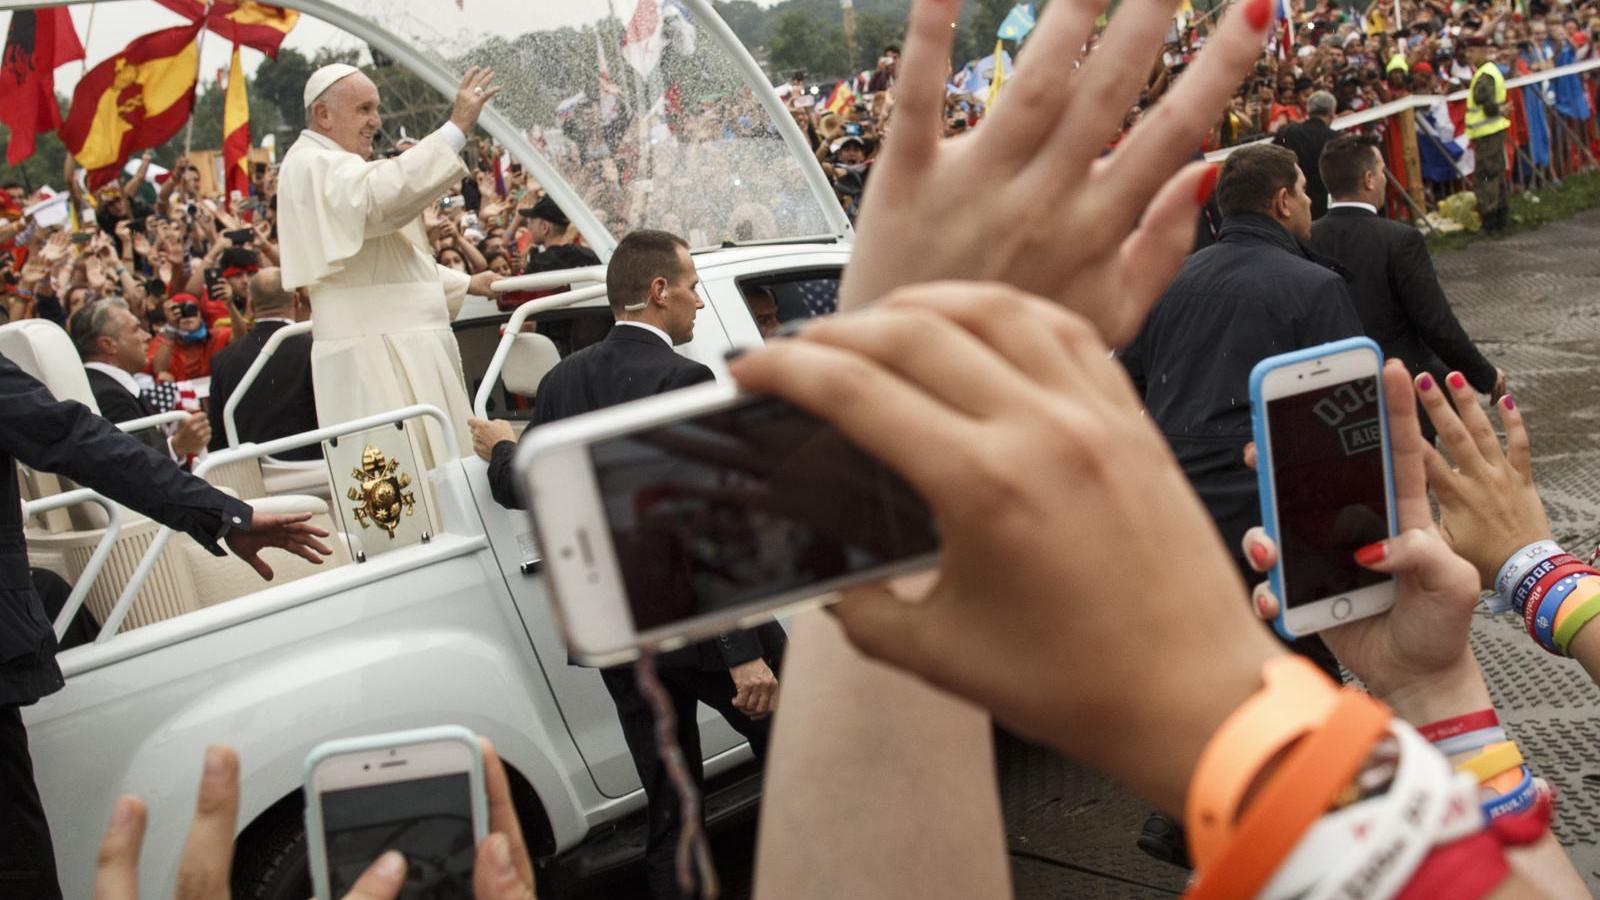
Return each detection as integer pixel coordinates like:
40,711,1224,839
1466,62,1510,139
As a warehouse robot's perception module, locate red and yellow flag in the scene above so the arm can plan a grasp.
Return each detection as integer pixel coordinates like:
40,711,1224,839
223,46,250,202
823,80,855,116
61,23,202,189
155,0,298,58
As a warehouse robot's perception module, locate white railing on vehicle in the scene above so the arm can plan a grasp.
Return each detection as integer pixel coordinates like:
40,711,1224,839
116,410,192,437
22,489,123,641
1203,58,1600,163
470,283,611,419
97,404,458,641
222,320,314,449
489,265,608,296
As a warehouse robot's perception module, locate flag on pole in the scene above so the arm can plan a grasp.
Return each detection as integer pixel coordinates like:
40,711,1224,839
0,8,85,165
223,45,250,203
622,0,665,77
986,39,1006,109
154,0,299,57
61,23,203,190
996,4,1037,42
596,31,620,123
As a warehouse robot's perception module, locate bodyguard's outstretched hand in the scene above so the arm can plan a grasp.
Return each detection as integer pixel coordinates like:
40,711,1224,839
840,0,1272,343
224,512,334,581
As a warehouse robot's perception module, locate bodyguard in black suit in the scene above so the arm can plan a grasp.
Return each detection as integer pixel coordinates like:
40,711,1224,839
1273,90,1340,220
0,352,332,899
70,300,210,461
206,270,320,461
476,231,784,900
1309,135,1502,433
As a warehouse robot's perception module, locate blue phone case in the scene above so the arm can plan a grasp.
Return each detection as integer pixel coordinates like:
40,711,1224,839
303,725,488,900
1247,337,1398,641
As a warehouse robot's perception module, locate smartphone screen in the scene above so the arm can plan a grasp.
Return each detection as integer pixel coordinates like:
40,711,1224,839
321,773,475,897
1267,375,1389,608
587,396,939,632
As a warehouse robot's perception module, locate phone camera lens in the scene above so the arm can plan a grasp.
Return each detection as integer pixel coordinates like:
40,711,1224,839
363,764,370,770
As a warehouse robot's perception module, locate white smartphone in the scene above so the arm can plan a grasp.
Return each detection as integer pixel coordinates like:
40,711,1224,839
515,381,941,666
1249,338,1398,639
303,726,488,900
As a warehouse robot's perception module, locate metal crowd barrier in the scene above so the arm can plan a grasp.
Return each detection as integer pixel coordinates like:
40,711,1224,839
1204,58,1600,226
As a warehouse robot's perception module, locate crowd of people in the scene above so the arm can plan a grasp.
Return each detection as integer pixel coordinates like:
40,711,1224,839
8,0,1600,898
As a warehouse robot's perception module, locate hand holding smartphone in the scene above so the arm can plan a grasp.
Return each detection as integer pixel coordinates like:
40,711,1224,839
516,382,941,665
1250,338,1397,639
304,726,487,899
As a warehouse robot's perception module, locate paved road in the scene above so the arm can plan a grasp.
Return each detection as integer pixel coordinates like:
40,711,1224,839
566,211,1600,898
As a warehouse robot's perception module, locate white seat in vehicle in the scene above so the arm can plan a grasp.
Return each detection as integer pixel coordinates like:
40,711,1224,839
501,332,562,398
3,320,348,633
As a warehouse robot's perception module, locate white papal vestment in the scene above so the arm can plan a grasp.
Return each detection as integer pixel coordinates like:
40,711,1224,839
278,127,473,469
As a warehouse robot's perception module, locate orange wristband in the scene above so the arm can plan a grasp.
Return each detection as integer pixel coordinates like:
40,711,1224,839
1185,690,1393,900
1184,655,1342,867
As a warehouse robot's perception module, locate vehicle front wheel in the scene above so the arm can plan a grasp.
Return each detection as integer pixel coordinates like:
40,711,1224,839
231,801,312,900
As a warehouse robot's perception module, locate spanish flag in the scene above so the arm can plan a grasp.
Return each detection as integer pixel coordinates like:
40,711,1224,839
823,80,855,116
223,45,250,202
61,24,202,190
155,0,298,58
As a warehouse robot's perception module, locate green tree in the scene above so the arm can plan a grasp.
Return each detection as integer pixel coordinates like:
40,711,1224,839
765,9,848,79
251,46,317,141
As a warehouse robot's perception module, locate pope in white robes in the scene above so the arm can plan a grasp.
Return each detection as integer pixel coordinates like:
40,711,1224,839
279,64,502,469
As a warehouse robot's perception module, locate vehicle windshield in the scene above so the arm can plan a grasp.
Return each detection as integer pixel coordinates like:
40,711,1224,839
338,0,842,250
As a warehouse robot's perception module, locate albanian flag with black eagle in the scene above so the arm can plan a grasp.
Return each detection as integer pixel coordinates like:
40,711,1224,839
0,8,85,165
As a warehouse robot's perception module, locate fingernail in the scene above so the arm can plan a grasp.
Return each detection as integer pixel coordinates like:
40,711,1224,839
1245,0,1273,29
204,745,228,780
375,850,407,880
1194,165,1220,205
1502,394,1515,410
1447,372,1467,390
1254,590,1271,618
111,795,135,828
1355,541,1387,566
1417,373,1434,391
488,833,515,876
1248,543,1270,569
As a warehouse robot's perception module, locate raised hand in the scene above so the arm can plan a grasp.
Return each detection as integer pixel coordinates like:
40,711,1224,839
223,511,334,581
839,0,1272,344
1418,371,1552,588
40,230,72,263
449,66,501,134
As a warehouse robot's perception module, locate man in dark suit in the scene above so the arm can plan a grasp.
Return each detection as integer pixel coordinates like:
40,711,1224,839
1309,134,1504,438
206,269,320,460
471,230,783,900
70,299,210,461
1273,90,1339,220
0,353,332,899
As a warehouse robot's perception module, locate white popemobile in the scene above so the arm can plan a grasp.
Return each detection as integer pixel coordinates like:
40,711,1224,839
0,0,850,895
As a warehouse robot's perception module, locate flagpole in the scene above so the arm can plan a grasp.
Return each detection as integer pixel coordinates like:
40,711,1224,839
79,4,96,77
182,1,215,159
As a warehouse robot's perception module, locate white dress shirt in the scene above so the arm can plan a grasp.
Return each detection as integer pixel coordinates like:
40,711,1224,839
1327,201,1379,214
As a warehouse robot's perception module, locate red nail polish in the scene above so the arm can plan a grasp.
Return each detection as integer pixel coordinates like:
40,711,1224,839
1355,541,1387,566
1248,543,1270,569
1417,374,1434,391
1194,165,1220,205
1245,0,1273,30
1255,591,1270,618
1503,394,1515,410
1447,372,1467,390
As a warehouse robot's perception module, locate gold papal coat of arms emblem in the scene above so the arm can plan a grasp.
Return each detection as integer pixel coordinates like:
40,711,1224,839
346,444,416,538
